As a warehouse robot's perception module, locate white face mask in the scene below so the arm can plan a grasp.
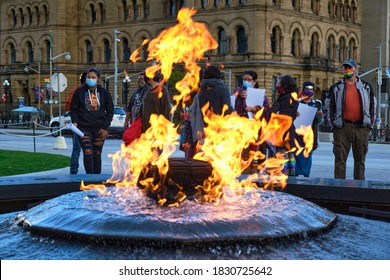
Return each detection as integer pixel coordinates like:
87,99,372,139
86,78,97,87
243,81,252,89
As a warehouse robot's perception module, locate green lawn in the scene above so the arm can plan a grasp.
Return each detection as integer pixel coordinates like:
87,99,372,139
0,150,70,176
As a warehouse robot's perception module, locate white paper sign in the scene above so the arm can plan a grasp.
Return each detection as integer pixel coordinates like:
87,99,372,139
230,94,236,108
66,123,84,137
246,88,265,107
294,103,318,128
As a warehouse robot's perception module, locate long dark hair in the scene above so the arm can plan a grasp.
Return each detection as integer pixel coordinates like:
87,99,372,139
279,75,298,94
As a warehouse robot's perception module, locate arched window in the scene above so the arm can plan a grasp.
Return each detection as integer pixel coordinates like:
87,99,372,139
19,8,25,27
170,0,176,15
122,38,131,62
27,42,34,63
201,0,207,9
10,43,16,63
143,0,149,19
326,35,335,60
46,41,51,63
292,0,300,10
291,29,301,57
35,6,40,25
141,37,149,61
86,41,93,63
310,32,320,57
132,0,139,20
27,7,33,26
123,0,128,20
12,9,17,27
236,26,247,54
339,37,346,61
100,3,106,23
214,0,220,8
104,39,111,63
348,39,356,60
217,27,228,55
271,26,282,55
311,0,319,14
351,1,357,22
90,4,96,24
225,0,232,6
43,5,49,24
328,0,335,17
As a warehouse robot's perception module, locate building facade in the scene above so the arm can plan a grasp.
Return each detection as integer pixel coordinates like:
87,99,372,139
0,0,362,124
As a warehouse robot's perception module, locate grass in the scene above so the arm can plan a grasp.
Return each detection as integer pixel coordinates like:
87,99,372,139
0,150,70,176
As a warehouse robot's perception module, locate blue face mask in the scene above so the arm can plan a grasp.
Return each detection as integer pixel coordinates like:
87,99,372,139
86,78,97,87
243,81,252,89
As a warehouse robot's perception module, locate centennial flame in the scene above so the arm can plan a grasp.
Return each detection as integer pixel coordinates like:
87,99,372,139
130,8,217,109
82,8,313,206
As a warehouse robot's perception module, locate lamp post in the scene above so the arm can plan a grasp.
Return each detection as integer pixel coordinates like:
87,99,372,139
122,75,131,105
49,51,71,119
114,29,121,106
24,63,41,111
2,80,10,119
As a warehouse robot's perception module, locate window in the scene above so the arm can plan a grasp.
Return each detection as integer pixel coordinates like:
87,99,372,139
141,38,149,61
170,0,176,15
46,41,50,63
310,33,320,57
132,0,139,20
339,37,346,61
28,42,34,63
217,27,228,55
27,8,33,26
201,0,207,9
91,4,96,24
143,0,149,18
10,43,16,63
348,39,356,60
12,9,17,27
86,41,93,63
311,0,319,14
292,0,300,10
271,26,282,55
43,5,49,24
100,3,106,23
214,0,220,7
225,0,232,6
20,8,25,26
122,38,131,62
123,0,128,20
291,29,301,57
236,26,247,54
326,35,335,60
35,6,40,25
104,39,111,63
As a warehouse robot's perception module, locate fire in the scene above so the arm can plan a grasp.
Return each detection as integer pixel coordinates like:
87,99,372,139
130,7,218,109
81,8,313,206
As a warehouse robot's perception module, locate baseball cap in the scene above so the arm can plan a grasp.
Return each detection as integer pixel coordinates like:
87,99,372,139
303,81,315,90
342,59,358,68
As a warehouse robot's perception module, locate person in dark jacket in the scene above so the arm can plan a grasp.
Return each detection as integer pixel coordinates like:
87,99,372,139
190,65,233,143
70,67,114,174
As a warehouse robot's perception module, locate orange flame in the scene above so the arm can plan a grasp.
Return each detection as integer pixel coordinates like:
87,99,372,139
130,8,218,109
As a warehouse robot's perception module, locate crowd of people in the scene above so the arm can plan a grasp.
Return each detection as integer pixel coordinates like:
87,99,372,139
66,59,376,180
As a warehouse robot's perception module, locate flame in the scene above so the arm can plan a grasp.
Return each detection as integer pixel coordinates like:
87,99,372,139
81,8,314,206
130,8,218,109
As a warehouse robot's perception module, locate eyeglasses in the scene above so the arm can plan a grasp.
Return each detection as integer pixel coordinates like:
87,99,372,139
243,78,253,82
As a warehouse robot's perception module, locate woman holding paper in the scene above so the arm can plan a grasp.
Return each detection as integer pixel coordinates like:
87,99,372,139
70,67,114,174
295,81,323,177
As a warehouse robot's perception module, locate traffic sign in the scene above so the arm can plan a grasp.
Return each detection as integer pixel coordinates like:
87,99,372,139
51,73,67,92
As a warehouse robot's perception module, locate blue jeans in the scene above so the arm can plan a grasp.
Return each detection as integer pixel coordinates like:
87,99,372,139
70,133,81,174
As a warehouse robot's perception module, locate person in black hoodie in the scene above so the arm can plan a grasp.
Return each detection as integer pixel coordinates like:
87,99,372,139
70,67,114,174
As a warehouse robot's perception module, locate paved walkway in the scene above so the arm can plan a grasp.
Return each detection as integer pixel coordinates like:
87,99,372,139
2,128,390,181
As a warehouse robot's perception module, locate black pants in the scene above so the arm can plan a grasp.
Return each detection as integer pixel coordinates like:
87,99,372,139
79,127,105,174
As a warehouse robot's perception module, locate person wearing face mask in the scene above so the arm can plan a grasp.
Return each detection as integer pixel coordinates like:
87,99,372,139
329,59,376,180
295,81,323,177
70,67,114,174
124,73,149,129
262,75,299,176
233,70,270,170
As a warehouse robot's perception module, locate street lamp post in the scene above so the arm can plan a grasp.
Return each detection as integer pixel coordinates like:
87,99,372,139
114,29,121,106
49,51,71,119
2,80,10,119
24,63,41,111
